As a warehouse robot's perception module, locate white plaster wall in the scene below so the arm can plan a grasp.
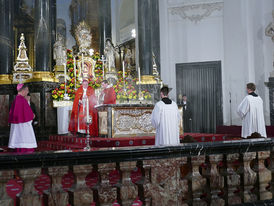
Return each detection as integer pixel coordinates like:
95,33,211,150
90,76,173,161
160,0,274,126
223,0,273,125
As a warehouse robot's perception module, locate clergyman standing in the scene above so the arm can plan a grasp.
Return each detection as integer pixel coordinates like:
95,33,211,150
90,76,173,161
182,94,192,132
151,86,181,146
237,83,267,138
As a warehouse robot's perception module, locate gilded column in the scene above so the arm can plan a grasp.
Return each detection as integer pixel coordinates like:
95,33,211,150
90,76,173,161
0,0,14,84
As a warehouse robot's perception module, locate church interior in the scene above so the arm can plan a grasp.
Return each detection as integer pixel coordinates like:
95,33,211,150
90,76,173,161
0,0,274,205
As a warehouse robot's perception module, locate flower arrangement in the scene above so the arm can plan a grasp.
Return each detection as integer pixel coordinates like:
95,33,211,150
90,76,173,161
114,71,138,101
51,50,152,102
52,50,103,100
141,90,152,100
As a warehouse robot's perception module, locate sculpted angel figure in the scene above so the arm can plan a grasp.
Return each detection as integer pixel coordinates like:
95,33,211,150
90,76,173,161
104,39,118,71
53,34,66,66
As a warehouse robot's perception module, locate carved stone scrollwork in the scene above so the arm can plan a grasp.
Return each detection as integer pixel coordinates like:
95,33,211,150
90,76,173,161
143,158,182,205
209,154,225,206
48,166,69,206
190,156,207,206
169,2,223,23
226,153,241,205
179,157,189,206
142,160,153,205
243,152,257,203
113,108,155,137
257,151,272,200
19,168,41,205
97,163,117,205
119,161,138,205
73,165,94,205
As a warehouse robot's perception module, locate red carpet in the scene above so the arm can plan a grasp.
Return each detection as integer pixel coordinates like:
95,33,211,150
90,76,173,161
37,133,238,151
216,125,274,137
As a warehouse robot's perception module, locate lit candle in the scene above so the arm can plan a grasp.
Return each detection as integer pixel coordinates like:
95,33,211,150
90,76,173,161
122,61,125,80
86,97,89,123
138,66,141,85
108,56,110,72
80,53,83,76
64,63,67,94
73,56,76,90
101,55,105,78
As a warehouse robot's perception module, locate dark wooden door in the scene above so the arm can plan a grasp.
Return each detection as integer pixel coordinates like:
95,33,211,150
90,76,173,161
176,61,223,133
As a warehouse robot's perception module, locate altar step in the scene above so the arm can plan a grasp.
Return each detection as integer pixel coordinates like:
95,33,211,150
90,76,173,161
38,133,235,151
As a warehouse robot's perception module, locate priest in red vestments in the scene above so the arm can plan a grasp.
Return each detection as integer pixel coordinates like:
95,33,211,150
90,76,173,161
8,84,37,153
69,80,98,136
99,80,116,104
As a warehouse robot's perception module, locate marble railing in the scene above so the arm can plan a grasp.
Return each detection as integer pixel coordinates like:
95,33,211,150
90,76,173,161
1,138,274,206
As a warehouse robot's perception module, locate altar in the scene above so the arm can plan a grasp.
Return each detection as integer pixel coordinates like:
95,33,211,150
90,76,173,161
96,104,183,138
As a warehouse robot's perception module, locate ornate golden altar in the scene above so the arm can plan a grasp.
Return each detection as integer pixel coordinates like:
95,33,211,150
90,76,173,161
96,104,183,138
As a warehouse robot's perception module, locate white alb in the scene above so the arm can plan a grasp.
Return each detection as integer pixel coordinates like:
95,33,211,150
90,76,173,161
151,101,181,146
237,95,267,138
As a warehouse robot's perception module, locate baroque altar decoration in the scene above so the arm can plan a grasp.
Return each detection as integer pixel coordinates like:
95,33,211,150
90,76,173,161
51,21,152,103
51,51,152,104
51,49,104,101
12,33,33,83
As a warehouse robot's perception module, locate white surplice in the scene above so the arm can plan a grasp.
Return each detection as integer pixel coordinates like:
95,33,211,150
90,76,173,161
151,101,181,146
8,121,37,148
237,95,267,138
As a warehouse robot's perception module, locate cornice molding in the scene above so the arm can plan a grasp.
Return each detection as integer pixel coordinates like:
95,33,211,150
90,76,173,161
169,2,223,23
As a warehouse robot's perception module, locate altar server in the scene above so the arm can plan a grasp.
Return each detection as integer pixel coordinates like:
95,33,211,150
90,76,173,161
151,86,181,146
69,79,98,136
99,80,116,104
237,83,266,138
8,84,37,152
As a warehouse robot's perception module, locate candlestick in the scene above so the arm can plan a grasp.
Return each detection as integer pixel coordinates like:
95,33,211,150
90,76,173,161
64,63,67,94
86,97,89,122
73,56,76,90
138,66,141,85
101,55,105,78
80,53,83,77
122,61,125,79
85,97,91,151
108,56,110,72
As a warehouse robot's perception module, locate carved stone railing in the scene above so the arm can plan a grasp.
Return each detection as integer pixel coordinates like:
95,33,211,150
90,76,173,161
0,138,274,205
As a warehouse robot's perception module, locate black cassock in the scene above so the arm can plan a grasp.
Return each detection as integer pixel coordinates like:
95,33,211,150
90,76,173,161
182,101,192,132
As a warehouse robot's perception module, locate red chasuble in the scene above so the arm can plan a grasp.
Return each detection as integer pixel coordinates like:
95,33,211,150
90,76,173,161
9,95,34,124
102,87,116,104
68,86,98,136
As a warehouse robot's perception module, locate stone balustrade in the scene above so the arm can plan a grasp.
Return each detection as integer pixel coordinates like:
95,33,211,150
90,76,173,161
0,138,274,205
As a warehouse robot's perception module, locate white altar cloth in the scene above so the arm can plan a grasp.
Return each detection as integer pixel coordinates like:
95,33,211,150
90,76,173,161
57,105,72,134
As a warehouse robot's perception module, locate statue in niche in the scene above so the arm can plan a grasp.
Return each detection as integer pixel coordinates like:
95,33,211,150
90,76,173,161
53,34,66,66
124,46,132,70
104,39,118,72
